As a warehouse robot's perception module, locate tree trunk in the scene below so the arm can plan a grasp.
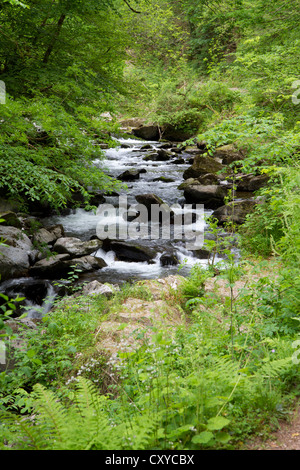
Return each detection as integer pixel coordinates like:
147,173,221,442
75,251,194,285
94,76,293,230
42,13,66,64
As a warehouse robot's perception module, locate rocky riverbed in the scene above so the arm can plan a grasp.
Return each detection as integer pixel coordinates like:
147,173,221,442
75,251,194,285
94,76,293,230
0,132,267,319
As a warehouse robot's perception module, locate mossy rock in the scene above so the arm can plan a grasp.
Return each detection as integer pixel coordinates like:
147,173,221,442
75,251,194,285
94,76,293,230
183,156,224,179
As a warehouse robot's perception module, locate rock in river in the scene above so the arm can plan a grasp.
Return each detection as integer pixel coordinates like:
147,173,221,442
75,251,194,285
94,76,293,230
183,184,228,209
104,240,156,263
118,169,144,181
53,237,103,258
183,155,224,180
132,124,160,141
235,173,269,192
160,251,179,267
0,226,33,281
29,253,71,278
29,253,107,278
212,144,245,165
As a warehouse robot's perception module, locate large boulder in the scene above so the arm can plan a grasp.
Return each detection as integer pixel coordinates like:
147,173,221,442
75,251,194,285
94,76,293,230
106,241,156,263
193,247,211,260
53,237,103,258
29,253,71,279
157,149,175,161
197,173,220,185
173,157,185,164
0,246,31,281
28,225,65,264
88,192,106,206
161,124,194,142
32,227,58,246
63,255,107,272
140,143,153,150
29,253,107,279
119,117,145,129
183,145,203,155
5,226,30,246
143,152,160,161
178,174,219,190
135,194,173,221
118,169,143,181
82,280,116,298
212,144,245,165
46,224,65,240
0,226,33,281
235,173,269,192
132,125,160,141
212,199,258,225
135,193,165,210
178,178,200,190
160,251,179,267
183,184,228,209
143,149,174,161
183,156,224,180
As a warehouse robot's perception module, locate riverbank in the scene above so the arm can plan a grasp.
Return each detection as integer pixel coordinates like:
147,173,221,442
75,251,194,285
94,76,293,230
0,133,266,318
2,252,299,450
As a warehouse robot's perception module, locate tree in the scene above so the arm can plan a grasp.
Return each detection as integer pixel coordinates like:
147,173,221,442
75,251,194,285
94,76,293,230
0,0,133,211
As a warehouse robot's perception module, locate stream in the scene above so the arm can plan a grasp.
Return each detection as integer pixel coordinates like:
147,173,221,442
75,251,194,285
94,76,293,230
45,137,222,284
1,137,227,319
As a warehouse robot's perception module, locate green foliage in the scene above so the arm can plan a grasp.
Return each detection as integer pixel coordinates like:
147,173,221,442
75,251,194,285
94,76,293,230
181,0,241,71
197,114,300,170
240,166,300,336
241,166,300,258
1,256,299,449
0,0,129,211
149,78,239,133
0,96,122,211
0,294,25,340
0,377,159,450
1,0,300,452
180,263,212,309
0,293,109,410
104,318,298,449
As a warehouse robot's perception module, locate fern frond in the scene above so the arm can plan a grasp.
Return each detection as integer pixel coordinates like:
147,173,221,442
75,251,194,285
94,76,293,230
203,356,240,386
59,377,112,450
0,411,47,450
1,378,160,450
129,413,159,450
32,383,67,445
257,357,293,378
74,377,105,416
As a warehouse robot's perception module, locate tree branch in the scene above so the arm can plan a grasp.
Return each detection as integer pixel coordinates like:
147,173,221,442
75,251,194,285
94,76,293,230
122,0,142,14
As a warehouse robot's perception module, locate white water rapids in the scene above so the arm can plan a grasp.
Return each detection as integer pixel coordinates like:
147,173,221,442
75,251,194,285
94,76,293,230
1,137,232,319
45,137,225,284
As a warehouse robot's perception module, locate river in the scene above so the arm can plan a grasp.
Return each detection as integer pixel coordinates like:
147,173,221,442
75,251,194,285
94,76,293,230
1,137,226,318
45,137,222,284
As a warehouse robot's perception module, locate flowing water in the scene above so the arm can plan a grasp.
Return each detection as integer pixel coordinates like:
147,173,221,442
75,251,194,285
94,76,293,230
1,138,226,318
45,137,223,285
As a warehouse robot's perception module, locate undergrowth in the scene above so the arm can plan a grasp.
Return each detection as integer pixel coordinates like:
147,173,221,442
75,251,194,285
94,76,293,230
0,249,299,449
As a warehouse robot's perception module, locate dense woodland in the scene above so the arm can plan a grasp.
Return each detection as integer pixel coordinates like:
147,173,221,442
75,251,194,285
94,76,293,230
0,0,300,451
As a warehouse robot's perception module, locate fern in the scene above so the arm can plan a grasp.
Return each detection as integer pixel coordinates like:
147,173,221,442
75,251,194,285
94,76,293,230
31,384,67,446
0,377,158,450
257,357,293,379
